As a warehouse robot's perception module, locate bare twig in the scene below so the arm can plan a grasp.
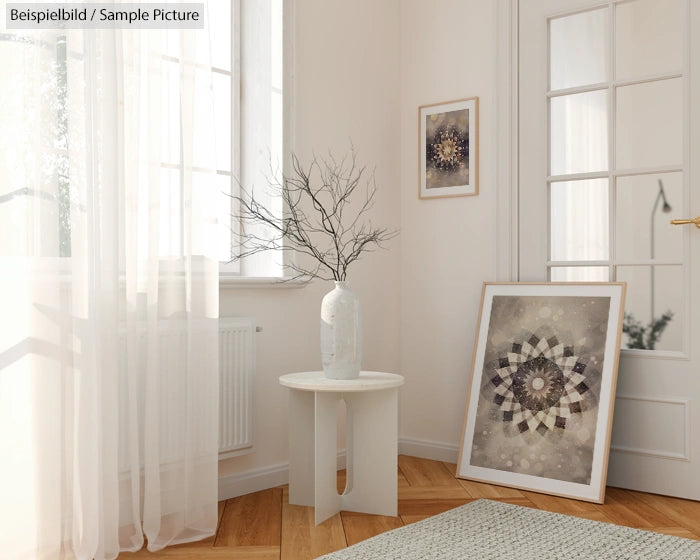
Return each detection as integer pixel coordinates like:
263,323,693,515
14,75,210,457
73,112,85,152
228,149,397,281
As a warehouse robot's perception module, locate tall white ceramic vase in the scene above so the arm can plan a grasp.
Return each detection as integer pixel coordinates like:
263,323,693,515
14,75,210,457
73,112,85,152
320,281,362,379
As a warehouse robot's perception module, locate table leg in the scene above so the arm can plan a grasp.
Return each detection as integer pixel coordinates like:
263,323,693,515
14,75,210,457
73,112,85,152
314,391,343,525
288,389,315,507
341,388,398,517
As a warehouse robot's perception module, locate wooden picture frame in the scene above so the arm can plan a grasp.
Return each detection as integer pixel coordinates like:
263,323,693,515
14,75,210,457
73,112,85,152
457,282,626,503
419,96,478,199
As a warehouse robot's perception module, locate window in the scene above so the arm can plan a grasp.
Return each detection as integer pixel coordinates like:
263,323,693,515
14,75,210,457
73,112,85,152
0,1,287,279
0,31,72,257
219,0,287,278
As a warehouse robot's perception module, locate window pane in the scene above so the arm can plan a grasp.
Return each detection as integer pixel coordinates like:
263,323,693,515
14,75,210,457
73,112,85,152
615,172,683,261
550,179,609,261
159,167,181,258
549,267,609,282
270,90,283,176
192,69,217,169
161,28,180,59
271,0,283,91
209,1,231,70
191,171,220,259
270,0,284,177
0,197,30,256
161,61,180,165
550,8,607,91
615,0,683,81
217,174,235,263
616,78,682,169
550,90,608,175
213,72,232,171
616,265,683,351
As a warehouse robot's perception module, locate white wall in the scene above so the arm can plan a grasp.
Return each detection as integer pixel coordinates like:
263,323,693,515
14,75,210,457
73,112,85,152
219,0,501,495
218,0,402,494
398,0,498,459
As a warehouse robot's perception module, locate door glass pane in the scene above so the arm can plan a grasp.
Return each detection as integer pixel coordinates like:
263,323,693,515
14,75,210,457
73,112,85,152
616,265,683,351
615,0,683,81
549,266,609,282
550,179,609,261
550,90,608,175
550,8,607,90
615,172,683,262
616,78,682,169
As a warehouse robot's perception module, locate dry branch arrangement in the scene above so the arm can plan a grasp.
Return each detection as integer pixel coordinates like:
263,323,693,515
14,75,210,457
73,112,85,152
230,151,397,281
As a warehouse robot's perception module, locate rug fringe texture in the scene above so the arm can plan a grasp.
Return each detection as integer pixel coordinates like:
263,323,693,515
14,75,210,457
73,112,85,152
316,499,700,559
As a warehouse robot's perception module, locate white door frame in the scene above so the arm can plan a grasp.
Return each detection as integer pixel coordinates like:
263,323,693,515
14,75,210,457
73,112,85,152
494,0,520,281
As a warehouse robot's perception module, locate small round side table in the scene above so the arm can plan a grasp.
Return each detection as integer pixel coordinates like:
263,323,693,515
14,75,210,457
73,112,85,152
279,371,404,525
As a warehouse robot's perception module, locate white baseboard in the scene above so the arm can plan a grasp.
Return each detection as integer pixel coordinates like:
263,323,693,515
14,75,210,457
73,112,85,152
217,438,459,500
398,437,460,463
218,461,290,501
218,451,347,501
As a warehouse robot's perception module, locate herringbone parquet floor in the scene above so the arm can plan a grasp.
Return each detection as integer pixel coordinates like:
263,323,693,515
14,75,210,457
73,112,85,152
121,455,700,560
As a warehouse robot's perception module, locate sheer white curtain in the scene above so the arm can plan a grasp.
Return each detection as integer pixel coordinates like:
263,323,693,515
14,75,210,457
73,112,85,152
0,6,220,560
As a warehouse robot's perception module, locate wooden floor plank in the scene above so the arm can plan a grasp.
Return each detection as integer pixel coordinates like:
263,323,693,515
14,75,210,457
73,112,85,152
522,491,605,517
281,486,347,560
596,487,677,530
399,485,471,500
340,511,404,546
215,488,282,547
397,465,410,488
120,545,280,559
112,457,700,557
653,527,700,540
457,479,527,499
444,461,527,499
339,467,408,491
398,497,474,517
569,510,617,524
400,513,434,524
491,497,540,509
440,461,459,477
398,455,462,487
633,491,700,539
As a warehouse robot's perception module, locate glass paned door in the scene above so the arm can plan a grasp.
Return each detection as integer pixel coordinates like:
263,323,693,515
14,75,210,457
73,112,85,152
518,0,700,500
544,0,685,352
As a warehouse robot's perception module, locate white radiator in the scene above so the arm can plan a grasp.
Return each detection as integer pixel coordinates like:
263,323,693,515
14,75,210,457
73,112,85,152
218,317,255,458
117,317,255,470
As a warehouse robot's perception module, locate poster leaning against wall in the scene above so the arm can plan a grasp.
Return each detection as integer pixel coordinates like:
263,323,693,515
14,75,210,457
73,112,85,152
457,282,626,503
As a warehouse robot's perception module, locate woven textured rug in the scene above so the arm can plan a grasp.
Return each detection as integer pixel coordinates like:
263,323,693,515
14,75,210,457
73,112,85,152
316,499,700,560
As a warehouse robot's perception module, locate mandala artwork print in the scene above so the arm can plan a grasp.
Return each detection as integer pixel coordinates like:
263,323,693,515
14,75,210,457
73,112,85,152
469,295,612,485
425,108,469,190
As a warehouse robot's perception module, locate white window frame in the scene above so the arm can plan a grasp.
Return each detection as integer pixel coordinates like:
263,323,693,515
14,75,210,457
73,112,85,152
219,0,298,286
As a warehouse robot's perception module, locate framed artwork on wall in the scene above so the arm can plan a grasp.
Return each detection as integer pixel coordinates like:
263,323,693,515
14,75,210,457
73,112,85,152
418,96,478,199
457,282,626,503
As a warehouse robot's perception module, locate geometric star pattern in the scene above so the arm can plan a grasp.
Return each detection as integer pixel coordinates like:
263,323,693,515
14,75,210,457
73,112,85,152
490,334,589,435
427,125,467,172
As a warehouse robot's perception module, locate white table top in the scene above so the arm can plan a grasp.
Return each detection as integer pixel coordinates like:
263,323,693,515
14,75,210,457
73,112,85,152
279,371,404,392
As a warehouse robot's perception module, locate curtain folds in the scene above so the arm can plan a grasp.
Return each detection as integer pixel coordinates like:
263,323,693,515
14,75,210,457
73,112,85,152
0,5,220,559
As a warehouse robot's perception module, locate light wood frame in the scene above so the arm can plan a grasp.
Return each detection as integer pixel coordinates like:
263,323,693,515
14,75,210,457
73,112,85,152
457,282,626,503
418,96,478,199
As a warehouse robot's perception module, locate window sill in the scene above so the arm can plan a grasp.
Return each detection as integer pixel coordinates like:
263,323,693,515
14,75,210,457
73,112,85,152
219,274,308,289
